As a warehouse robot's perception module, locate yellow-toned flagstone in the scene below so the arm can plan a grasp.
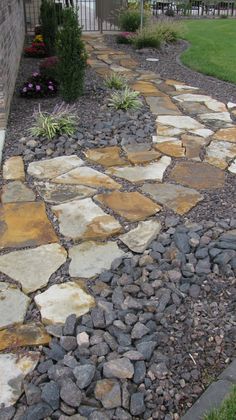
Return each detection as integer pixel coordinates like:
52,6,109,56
169,161,225,190
126,149,161,165
154,140,185,157
181,134,207,160
0,323,51,351
97,54,113,65
3,156,25,181
119,58,137,68
95,191,161,221
213,127,236,143
131,81,166,97
0,201,58,249
94,67,113,77
84,146,128,167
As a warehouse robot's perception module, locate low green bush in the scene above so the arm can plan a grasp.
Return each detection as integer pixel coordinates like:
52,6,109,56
108,87,142,111
105,73,127,90
119,9,145,32
132,19,183,49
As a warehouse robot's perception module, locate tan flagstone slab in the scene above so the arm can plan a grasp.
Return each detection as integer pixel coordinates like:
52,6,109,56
0,282,30,329
3,156,25,181
110,64,131,73
145,96,181,115
154,140,185,157
34,281,95,324
181,134,206,160
228,159,236,173
0,244,67,294
69,241,125,278
173,94,227,112
106,156,171,183
156,124,184,137
169,161,225,190
213,127,236,143
131,81,166,96
120,219,161,253
157,115,204,130
95,68,113,77
1,181,36,203
52,197,122,240
0,201,58,250
120,58,137,68
141,182,203,215
165,79,186,86
179,101,210,115
87,58,109,68
173,84,199,91
136,72,161,81
97,54,113,64
190,128,214,138
122,143,152,154
0,322,50,351
198,112,232,123
153,136,179,143
204,141,236,169
53,166,121,190
28,155,84,180
126,149,161,164
84,146,128,167
35,182,96,204
0,352,40,407
95,191,161,221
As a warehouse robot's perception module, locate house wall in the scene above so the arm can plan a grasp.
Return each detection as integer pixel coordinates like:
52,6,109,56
0,0,25,130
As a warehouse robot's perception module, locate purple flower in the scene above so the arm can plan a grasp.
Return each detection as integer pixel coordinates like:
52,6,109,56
33,72,39,77
28,83,33,88
36,85,41,91
23,87,27,92
48,85,54,91
48,81,53,84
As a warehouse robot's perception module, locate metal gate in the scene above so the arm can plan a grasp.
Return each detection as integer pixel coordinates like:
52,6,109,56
24,0,127,34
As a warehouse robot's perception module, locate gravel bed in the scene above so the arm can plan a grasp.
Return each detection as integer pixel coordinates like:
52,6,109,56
105,35,236,104
6,216,236,420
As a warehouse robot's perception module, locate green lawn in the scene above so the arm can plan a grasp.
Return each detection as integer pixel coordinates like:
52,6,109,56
204,386,236,420
181,19,236,84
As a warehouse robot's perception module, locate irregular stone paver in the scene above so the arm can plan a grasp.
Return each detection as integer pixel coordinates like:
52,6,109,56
156,124,184,137
181,134,207,160
3,156,25,181
145,96,181,115
0,282,30,329
174,94,227,112
228,159,236,173
34,281,95,324
35,182,96,204
0,201,58,249
0,323,50,351
157,115,204,130
141,183,203,215
198,112,232,123
169,161,225,190
110,64,131,73
154,140,185,157
52,198,122,240
213,127,236,142
69,241,125,278
126,149,161,164
120,219,161,253
84,146,127,167
120,58,137,68
106,156,171,183
28,155,84,179
0,244,67,294
122,143,152,153
131,81,166,96
1,181,36,203
53,166,121,189
95,191,161,221
0,352,40,407
190,128,214,138
205,141,236,169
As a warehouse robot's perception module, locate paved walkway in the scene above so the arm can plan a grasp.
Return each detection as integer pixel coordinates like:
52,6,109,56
0,34,236,408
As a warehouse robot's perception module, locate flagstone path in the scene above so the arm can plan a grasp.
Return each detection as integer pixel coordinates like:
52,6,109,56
1,33,236,409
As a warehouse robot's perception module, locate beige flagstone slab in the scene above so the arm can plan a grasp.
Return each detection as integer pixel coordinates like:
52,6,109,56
0,244,67,294
181,134,206,160
106,156,171,183
52,198,122,240
154,140,185,157
141,182,203,215
228,159,236,174
0,322,50,351
69,241,125,278
157,115,204,130
120,220,161,253
84,146,128,167
122,143,152,154
131,81,166,96
204,141,236,169
35,182,96,204
126,149,161,165
173,84,199,91
0,282,30,329
213,127,236,143
120,58,137,68
110,64,131,73
35,281,95,324
156,125,184,137
169,161,225,190
190,128,214,138
95,191,161,221
145,96,181,115
227,102,236,110
198,112,232,123
3,156,25,181
178,101,209,115
173,94,226,112
1,181,36,203
28,155,84,179
0,352,40,407
53,166,121,189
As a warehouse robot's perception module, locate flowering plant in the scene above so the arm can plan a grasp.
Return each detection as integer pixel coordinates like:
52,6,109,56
39,56,59,80
116,32,136,44
24,38,47,58
19,73,58,98
33,34,44,43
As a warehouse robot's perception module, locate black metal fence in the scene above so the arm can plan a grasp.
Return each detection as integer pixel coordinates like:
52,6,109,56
152,0,236,17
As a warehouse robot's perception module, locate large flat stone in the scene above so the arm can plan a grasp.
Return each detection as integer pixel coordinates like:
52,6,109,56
0,352,40,407
1,181,36,203
156,124,184,137
228,159,236,174
145,96,181,115
198,112,232,123
69,241,125,278
141,183,203,215
0,282,30,329
34,281,95,324
3,156,25,181
190,128,214,138
28,155,84,179
154,140,185,157
131,81,166,96
169,161,225,190
52,198,122,240
174,94,227,112
95,191,161,221
181,134,207,160
84,146,127,167
205,141,236,169
213,127,236,143
127,149,161,164
53,166,121,189
120,58,137,68
0,244,67,294
106,156,171,183
0,323,50,351
0,201,58,250
120,219,161,253
157,115,204,130
35,182,96,204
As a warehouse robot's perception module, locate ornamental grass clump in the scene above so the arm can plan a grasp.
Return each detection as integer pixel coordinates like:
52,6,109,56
30,103,77,140
108,87,142,111
105,73,127,90
132,19,183,49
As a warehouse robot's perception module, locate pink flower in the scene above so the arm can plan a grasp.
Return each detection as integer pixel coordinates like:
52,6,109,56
28,83,33,88
33,72,39,77
48,85,54,90
36,85,41,91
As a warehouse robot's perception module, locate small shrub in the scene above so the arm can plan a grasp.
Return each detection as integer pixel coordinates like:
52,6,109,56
116,32,136,44
165,8,175,17
19,73,58,98
220,14,228,18
39,56,59,80
119,9,145,32
40,0,58,55
30,103,77,139
132,19,182,49
24,41,47,58
56,8,87,102
105,73,127,90
108,87,142,111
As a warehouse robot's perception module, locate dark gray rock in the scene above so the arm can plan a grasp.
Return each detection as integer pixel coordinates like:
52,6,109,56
136,341,157,361
24,382,41,405
63,314,77,335
173,232,190,253
133,360,146,384
60,378,82,407
0,406,15,420
73,364,96,389
41,381,60,410
22,402,53,420
60,336,77,351
44,343,66,361
130,392,145,416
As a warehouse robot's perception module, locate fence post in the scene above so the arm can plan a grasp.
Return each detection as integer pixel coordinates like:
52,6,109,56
97,0,103,33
